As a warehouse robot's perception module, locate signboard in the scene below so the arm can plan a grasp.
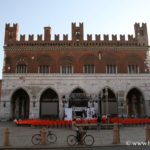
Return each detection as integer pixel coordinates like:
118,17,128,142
64,108,72,120
86,107,96,119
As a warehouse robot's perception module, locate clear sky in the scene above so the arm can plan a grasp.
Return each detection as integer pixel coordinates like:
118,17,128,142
0,0,150,79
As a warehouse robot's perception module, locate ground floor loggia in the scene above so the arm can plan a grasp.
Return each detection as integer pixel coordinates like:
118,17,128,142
0,74,149,121
5,86,145,120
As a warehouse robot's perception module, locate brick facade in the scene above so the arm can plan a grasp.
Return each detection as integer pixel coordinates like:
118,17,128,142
0,22,150,120
3,23,148,74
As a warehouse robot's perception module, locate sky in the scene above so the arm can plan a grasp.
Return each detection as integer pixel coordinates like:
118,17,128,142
0,0,150,79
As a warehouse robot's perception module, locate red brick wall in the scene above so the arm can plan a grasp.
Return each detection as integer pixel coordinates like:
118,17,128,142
4,48,148,74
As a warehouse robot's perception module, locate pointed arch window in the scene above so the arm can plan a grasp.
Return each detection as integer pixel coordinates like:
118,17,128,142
38,65,50,73
128,65,139,74
83,64,95,73
60,65,73,74
16,64,27,73
106,64,117,74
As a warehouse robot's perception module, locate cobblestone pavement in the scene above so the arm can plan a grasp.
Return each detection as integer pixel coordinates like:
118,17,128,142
0,121,146,147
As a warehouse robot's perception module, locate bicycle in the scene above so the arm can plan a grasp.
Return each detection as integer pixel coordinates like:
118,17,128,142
31,130,57,145
67,130,94,146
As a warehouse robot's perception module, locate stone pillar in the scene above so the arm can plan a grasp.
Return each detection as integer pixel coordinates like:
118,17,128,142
112,124,120,144
145,125,150,142
140,103,144,116
29,101,40,119
59,95,64,120
40,128,48,145
3,128,10,146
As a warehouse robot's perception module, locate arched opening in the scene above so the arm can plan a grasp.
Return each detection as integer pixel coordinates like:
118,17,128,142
11,89,30,119
126,88,145,117
40,88,59,119
69,88,88,107
69,88,89,118
100,88,117,117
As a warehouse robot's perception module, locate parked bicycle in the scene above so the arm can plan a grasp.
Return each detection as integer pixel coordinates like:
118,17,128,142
31,130,57,145
67,130,94,146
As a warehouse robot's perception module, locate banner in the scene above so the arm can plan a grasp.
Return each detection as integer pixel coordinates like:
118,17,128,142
64,108,72,120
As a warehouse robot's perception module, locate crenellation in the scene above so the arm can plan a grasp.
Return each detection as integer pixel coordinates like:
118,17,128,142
79,22,83,28
134,22,148,46
134,22,140,28
4,23,19,44
95,34,100,41
104,34,109,41
5,23,10,29
55,34,60,41
13,23,18,30
135,22,147,28
120,35,125,41
28,34,34,42
63,34,68,41
128,35,134,41
5,23,18,30
37,34,42,41
20,35,26,41
112,34,117,42
4,22,148,46
72,22,76,28
142,23,147,28
87,34,92,41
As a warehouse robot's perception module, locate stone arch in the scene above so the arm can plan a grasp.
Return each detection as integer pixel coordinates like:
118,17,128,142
104,53,117,64
40,88,59,119
59,55,74,73
68,87,89,118
69,87,87,95
15,55,29,73
79,54,98,63
15,55,29,65
37,55,52,65
126,87,145,117
60,55,74,65
125,54,142,64
79,54,98,73
11,88,30,119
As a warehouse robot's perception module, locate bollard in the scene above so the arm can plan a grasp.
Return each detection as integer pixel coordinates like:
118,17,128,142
145,125,150,142
3,128,10,146
112,123,120,144
40,128,48,145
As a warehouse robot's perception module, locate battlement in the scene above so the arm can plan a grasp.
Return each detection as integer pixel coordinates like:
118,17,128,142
4,22,148,46
72,22,83,28
134,22,147,28
87,34,134,42
16,33,135,42
5,23,18,30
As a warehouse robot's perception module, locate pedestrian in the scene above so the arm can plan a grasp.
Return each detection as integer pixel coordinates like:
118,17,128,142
72,119,83,143
97,115,101,129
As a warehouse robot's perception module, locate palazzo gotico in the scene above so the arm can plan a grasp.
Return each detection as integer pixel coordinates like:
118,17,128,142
0,22,150,120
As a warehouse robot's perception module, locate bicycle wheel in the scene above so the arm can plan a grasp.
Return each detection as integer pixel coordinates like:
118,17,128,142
47,133,57,143
67,135,77,146
83,135,94,146
31,134,41,145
